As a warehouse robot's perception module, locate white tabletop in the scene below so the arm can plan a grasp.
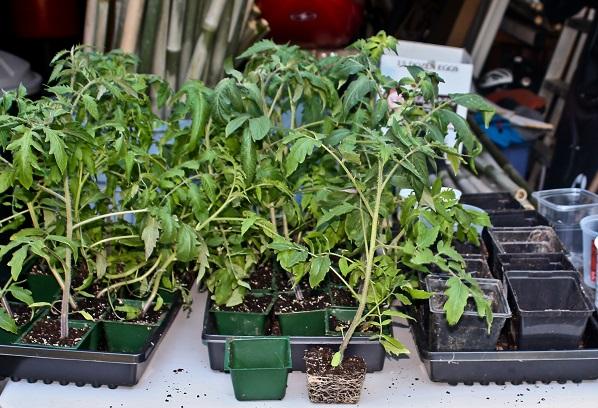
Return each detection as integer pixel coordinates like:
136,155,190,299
1,290,596,408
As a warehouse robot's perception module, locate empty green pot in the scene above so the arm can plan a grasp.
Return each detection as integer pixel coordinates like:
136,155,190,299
276,309,326,336
225,336,291,401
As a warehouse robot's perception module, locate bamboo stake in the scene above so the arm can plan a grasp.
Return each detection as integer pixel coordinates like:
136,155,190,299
152,0,171,78
178,0,200,85
138,0,162,73
208,0,232,85
94,0,111,52
120,0,145,53
186,0,227,81
110,0,126,49
166,0,186,89
83,0,98,47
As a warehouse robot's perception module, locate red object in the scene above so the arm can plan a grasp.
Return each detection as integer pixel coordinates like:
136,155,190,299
9,0,81,38
486,89,546,111
258,0,364,49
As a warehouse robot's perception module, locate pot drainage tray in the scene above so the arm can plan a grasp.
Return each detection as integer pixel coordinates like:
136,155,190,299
411,312,598,385
0,299,181,388
201,297,388,373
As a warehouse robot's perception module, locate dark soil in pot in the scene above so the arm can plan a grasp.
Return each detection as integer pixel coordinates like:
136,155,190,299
248,263,274,291
453,239,488,258
19,316,89,347
104,299,164,325
212,295,272,313
328,315,372,335
274,292,330,313
72,297,109,320
330,287,357,307
304,347,366,404
275,270,312,292
10,303,33,327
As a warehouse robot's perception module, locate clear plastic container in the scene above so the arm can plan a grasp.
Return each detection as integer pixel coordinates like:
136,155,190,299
553,224,583,269
532,188,598,225
580,215,598,288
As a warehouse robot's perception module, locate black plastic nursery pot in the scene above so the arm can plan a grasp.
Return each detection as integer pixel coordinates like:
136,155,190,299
494,252,575,282
505,271,594,350
201,297,388,373
487,210,550,228
486,226,567,271
0,299,181,387
460,192,524,212
424,276,511,352
225,337,291,401
453,238,489,258
210,294,274,336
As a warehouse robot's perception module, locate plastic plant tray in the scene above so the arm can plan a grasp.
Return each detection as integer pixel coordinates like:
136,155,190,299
488,210,550,228
0,299,181,388
201,296,388,373
411,312,598,385
460,192,523,212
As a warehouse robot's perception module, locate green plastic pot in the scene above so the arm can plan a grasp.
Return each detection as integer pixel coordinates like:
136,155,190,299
102,321,157,353
16,319,98,350
224,336,291,401
211,295,274,336
276,309,326,336
26,274,60,303
0,302,38,345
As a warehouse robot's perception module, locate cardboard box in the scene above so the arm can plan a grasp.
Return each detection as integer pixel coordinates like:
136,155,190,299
380,41,474,117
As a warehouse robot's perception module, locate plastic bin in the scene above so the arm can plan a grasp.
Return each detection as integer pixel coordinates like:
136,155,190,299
505,271,593,350
488,210,549,228
532,188,598,225
580,215,598,288
461,192,523,212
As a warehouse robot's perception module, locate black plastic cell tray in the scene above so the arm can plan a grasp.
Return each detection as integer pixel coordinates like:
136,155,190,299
461,193,524,212
411,313,598,385
201,297,387,373
488,210,550,228
0,300,181,387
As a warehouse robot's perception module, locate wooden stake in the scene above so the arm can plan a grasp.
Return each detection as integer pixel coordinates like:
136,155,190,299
138,0,162,73
120,0,145,53
95,0,111,52
166,0,186,88
83,0,98,47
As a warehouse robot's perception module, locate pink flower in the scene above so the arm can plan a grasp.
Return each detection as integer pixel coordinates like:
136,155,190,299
387,88,404,109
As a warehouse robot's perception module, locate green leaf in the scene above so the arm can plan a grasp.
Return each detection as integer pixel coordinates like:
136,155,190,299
277,249,308,271
379,334,410,356
141,216,160,260
317,204,356,229
43,129,67,174
240,213,259,236
46,235,80,254
331,351,343,367
406,287,431,300
443,276,469,326
309,255,331,288
236,39,278,60
449,93,494,114
225,114,250,136
434,109,482,156
82,94,99,119
96,250,107,278
200,174,217,202
0,308,17,334
417,224,439,249
77,310,94,321
268,237,304,252
406,65,425,79
154,295,164,312
241,128,257,182
285,137,321,176
8,245,28,281
410,248,435,265
248,115,271,141
381,309,415,320
7,129,38,188
177,224,199,262
342,75,373,112
8,284,34,305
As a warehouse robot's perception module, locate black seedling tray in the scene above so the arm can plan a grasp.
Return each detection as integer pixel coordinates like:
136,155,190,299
461,192,524,212
0,299,181,388
411,311,598,385
488,210,550,228
201,297,388,373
